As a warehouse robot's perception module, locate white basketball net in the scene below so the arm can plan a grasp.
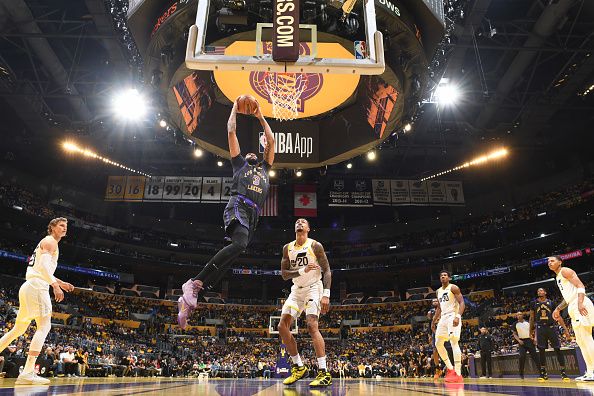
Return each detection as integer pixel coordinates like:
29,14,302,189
264,73,307,121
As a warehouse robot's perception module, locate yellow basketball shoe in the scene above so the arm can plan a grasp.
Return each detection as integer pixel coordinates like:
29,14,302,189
309,370,332,387
283,365,308,385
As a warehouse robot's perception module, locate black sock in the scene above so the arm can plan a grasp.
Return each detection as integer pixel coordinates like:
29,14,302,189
192,224,249,287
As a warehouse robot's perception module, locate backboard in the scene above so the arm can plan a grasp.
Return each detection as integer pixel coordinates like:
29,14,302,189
269,315,298,335
185,0,385,75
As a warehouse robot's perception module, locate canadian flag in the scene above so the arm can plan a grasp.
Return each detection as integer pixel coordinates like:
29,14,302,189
294,185,317,217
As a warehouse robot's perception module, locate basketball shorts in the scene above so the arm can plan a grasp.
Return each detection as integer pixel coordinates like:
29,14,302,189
281,280,323,318
223,196,259,241
436,313,462,340
568,297,594,328
16,279,52,322
536,324,561,349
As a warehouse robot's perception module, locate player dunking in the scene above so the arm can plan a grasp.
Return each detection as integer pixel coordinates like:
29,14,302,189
177,98,275,329
529,287,570,381
0,218,74,385
278,218,332,387
433,270,465,383
549,256,594,381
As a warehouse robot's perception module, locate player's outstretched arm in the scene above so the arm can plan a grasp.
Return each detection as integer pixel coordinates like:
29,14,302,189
280,244,300,280
228,99,240,158
254,101,275,166
313,241,331,314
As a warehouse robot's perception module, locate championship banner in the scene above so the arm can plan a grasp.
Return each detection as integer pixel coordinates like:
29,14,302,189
408,181,429,205
372,179,391,205
427,181,447,204
371,179,464,206
390,179,411,205
294,184,317,217
328,179,373,207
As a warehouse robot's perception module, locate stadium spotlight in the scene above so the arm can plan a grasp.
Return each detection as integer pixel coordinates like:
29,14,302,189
112,88,147,120
421,147,509,181
404,123,412,132
62,142,79,152
367,151,376,161
295,170,303,177
269,170,276,177
217,160,224,167
346,163,353,169
159,119,167,128
193,148,203,158
434,78,461,106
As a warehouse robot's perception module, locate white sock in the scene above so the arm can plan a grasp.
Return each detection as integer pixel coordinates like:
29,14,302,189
291,354,304,367
23,354,38,374
317,356,327,371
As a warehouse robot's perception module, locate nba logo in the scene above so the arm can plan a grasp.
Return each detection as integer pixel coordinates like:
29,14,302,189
354,41,366,59
259,132,266,153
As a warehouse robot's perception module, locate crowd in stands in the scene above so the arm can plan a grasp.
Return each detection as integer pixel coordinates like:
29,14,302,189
1,177,594,378
1,178,592,266
1,274,590,379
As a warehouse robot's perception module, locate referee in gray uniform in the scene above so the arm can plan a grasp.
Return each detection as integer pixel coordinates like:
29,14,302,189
513,312,539,379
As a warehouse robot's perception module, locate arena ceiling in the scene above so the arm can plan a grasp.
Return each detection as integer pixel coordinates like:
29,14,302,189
0,0,593,186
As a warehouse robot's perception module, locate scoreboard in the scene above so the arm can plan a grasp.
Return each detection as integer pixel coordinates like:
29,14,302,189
105,175,233,203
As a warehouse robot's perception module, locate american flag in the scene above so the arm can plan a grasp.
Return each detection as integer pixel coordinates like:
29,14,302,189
261,185,278,217
204,46,226,55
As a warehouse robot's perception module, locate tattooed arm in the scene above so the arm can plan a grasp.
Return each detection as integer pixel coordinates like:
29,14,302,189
313,241,331,314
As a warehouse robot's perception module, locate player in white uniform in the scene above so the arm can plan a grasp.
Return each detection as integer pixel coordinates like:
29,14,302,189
549,255,594,381
433,270,465,383
278,218,332,387
0,217,74,385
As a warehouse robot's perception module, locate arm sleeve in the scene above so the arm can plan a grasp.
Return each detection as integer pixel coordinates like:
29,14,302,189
231,155,246,172
262,161,271,171
37,253,58,285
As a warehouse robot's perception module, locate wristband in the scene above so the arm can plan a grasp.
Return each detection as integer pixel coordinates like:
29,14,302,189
577,288,586,294
298,267,306,276
455,314,461,319
322,289,331,298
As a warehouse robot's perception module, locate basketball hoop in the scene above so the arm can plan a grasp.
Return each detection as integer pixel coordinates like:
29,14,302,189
264,72,308,121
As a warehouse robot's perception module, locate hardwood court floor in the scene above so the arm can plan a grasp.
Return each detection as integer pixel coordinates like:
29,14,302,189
1,377,594,395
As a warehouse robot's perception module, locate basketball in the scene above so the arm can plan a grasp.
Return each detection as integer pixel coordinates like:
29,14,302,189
236,95,257,115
